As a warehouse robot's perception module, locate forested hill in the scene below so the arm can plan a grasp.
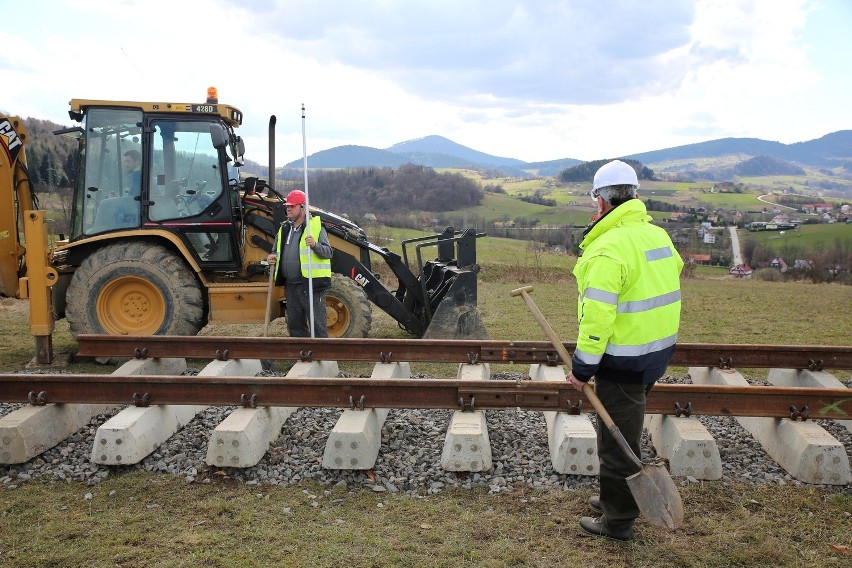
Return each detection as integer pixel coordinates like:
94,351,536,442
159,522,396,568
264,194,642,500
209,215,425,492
307,164,483,218
557,159,655,184
16,117,78,188
624,131,852,167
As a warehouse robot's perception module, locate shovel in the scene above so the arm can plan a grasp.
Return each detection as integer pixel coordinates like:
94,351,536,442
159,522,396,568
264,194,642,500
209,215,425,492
510,285,684,531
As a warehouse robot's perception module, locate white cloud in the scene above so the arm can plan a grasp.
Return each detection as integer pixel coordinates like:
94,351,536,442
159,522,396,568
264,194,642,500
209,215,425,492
2,0,848,164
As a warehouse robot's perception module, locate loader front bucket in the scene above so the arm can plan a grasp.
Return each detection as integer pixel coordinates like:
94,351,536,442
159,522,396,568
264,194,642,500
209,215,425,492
422,269,490,340
407,228,489,340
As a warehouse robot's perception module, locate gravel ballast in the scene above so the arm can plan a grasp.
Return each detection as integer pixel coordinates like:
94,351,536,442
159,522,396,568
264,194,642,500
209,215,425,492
2,369,851,495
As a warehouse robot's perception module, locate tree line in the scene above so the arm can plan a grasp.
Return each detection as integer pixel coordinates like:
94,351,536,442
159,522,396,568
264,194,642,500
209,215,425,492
20,118,78,188
558,158,654,184
284,164,484,217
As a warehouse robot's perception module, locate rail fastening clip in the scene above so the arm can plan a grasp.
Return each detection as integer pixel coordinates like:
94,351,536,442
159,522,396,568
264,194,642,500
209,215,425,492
132,392,151,407
27,390,48,406
789,405,809,421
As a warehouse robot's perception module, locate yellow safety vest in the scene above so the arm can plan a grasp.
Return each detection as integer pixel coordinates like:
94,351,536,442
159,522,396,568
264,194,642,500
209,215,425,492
299,216,331,279
274,216,332,285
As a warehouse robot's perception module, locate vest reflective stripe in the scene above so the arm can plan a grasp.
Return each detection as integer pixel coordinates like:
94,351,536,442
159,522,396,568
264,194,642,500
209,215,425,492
585,288,681,313
574,348,603,365
299,216,331,279
300,257,332,271
645,246,673,261
583,287,618,305
617,290,681,314
274,227,284,280
604,333,678,357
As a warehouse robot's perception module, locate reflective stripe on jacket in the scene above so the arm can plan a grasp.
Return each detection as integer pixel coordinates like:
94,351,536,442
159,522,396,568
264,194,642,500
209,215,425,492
571,199,683,384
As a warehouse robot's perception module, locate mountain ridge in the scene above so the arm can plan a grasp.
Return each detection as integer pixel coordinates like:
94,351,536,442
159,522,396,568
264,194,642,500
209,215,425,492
285,130,852,176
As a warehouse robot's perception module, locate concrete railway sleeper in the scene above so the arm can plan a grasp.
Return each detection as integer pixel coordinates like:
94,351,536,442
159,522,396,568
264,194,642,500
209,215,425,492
1,339,851,486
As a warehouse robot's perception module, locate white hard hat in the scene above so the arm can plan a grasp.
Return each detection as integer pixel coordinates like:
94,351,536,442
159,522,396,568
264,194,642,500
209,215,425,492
593,160,639,190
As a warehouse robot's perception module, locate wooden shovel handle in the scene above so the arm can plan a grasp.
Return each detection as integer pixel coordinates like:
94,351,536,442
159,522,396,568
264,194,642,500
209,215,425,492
510,286,643,470
263,262,276,337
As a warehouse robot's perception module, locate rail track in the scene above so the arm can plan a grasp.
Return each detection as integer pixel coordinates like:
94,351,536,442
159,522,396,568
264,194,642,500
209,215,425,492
1,336,851,486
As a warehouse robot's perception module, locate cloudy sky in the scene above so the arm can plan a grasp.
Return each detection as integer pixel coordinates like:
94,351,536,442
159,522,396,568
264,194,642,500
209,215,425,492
2,0,849,165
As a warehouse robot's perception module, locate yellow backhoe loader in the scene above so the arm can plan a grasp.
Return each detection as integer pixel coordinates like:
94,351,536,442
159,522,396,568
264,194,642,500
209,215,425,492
0,91,487,364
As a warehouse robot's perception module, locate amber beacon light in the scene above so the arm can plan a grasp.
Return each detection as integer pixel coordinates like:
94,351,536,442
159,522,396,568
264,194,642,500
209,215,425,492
206,87,219,104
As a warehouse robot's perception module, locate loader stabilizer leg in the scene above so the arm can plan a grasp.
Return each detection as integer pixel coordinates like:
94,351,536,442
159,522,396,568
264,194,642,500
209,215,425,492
22,211,57,365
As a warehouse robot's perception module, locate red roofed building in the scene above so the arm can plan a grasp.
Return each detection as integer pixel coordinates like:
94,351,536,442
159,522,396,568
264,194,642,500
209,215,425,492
730,264,753,278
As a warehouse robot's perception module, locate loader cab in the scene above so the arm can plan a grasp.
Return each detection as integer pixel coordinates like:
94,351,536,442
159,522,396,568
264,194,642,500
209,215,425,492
68,101,246,270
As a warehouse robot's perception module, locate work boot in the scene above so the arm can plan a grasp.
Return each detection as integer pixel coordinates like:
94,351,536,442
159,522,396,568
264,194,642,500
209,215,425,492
588,495,602,513
579,516,634,541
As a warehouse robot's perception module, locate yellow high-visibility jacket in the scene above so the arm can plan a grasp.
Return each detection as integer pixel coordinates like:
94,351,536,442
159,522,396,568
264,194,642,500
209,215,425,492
274,215,332,289
571,199,683,384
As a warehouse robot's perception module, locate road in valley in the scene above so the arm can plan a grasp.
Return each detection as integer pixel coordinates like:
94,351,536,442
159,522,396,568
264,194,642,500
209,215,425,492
729,226,743,266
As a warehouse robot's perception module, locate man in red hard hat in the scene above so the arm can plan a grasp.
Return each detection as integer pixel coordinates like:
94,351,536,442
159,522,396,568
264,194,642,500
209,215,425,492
267,190,333,337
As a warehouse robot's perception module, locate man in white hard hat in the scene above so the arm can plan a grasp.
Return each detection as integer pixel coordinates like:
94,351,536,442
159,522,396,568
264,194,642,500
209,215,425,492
566,160,683,540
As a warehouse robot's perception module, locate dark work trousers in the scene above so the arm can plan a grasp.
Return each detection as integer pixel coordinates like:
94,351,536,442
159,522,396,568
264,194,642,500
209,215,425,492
595,378,654,531
284,282,328,338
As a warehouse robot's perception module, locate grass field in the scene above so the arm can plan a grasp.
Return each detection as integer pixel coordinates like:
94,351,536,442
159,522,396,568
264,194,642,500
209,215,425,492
1,234,851,567
740,222,852,253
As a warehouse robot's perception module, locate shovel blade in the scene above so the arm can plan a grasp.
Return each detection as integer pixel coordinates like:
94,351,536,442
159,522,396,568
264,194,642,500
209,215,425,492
626,461,684,531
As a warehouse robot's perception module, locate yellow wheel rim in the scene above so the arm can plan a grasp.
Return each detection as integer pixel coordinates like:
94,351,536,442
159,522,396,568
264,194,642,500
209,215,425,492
325,295,351,338
96,276,166,335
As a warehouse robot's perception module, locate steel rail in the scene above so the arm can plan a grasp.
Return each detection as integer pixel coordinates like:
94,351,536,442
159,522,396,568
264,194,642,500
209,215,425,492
1,374,849,419
75,335,852,370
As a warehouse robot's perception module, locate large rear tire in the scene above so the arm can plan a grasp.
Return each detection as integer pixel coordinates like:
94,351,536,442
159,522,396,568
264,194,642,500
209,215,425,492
66,242,204,337
325,273,371,338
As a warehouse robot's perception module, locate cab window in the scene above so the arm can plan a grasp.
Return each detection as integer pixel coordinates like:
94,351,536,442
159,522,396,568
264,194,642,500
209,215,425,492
148,120,225,222
79,108,143,235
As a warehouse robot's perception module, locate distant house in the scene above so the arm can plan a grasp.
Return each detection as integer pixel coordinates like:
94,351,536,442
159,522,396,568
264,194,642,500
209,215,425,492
730,264,753,278
669,212,685,221
769,257,788,272
802,203,833,214
826,264,844,277
688,254,711,265
713,181,739,192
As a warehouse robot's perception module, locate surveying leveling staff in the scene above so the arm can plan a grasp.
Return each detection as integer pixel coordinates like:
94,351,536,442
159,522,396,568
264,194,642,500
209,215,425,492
566,160,683,541
267,190,333,338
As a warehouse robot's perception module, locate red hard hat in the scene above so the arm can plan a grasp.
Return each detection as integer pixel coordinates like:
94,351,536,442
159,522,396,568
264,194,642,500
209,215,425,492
285,190,306,206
